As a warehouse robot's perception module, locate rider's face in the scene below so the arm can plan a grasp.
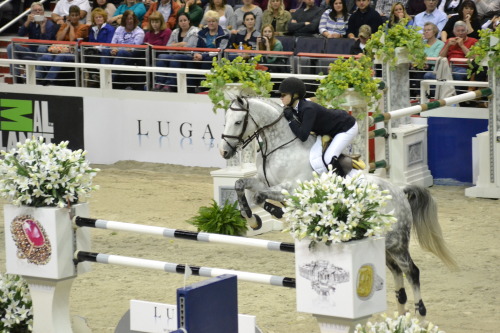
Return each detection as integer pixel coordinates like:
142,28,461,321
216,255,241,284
280,93,292,106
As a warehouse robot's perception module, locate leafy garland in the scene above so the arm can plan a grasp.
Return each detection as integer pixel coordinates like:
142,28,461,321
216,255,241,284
315,55,382,117
467,28,500,77
202,55,273,113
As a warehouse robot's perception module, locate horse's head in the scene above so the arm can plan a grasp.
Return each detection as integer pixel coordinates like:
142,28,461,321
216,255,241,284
219,96,283,159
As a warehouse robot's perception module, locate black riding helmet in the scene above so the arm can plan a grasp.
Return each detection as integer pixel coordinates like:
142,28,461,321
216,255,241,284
279,77,306,100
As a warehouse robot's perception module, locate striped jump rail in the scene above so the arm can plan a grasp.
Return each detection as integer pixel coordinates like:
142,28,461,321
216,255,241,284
75,251,296,288
370,88,493,125
73,216,295,253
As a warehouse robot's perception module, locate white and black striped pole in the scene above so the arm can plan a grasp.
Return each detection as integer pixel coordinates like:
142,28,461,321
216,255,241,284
75,251,296,288
73,216,295,253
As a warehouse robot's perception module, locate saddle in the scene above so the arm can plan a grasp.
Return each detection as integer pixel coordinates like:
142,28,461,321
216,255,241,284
321,135,366,172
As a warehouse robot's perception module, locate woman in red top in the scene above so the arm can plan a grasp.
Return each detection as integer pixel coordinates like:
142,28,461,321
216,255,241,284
144,11,172,45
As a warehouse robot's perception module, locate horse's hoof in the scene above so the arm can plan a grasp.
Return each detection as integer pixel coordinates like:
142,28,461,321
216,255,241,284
264,201,284,219
249,214,263,230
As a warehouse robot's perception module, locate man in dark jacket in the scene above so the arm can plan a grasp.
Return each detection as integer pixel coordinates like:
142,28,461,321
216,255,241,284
346,0,385,38
287,0,324,36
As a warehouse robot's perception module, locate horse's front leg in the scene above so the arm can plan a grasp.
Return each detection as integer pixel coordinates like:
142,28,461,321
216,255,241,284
253,181,295,219
235,177,267,229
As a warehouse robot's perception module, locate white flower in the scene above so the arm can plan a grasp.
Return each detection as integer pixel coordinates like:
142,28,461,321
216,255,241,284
0,273,33,332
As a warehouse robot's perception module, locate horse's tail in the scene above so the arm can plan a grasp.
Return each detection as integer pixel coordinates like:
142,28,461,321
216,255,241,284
404,185,459,270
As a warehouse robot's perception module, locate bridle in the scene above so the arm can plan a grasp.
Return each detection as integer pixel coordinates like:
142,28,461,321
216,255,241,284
221,97,298,186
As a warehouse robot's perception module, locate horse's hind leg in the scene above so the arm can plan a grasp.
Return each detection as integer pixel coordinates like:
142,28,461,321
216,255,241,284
389,250,426,319
386,254,407,315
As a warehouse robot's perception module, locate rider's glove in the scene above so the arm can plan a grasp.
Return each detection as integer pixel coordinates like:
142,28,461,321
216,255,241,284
284,107,295,121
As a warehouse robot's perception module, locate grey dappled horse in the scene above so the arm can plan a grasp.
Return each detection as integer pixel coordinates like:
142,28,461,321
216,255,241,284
219,96,458,319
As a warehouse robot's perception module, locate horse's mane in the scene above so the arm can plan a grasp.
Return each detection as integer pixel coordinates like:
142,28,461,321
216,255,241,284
238,96,283,116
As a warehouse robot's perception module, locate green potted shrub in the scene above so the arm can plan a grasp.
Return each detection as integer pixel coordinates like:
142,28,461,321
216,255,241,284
467,28,500,77
315,55,382,117
187,200,248,236
201,55,273,113
365,20,427,69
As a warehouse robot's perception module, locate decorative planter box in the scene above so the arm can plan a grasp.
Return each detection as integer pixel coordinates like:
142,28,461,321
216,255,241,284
295,237,386,319
4,203,91,279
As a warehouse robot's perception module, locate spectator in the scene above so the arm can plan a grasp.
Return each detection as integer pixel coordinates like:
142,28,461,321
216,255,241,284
406,0,426,17
37,5,89,84
257,24,284,55
142,0,180,30
143,0,154,11
474,0,500,19
262,0,292,36
438,20,477,80
88,0,116,24
349,24,371,54
88,8,116,43
101,10,145,66
413,0,448,34
441,0,481,41
438,0,463,16
144,11,173,45
287,0,324,36
111,0,147,26
230,0,264,34
421,22,445,83
52,0,92,25
201,0,234,30
231,12,261,53
482,14,499,30
388,1,414,27
319,0,349,38
7,2,58,82
177,0,204,28
376,0,408,19
155,13,201,91
346,0,385,38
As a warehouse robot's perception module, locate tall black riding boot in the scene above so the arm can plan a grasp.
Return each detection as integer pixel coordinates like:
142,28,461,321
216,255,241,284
330,156,346,177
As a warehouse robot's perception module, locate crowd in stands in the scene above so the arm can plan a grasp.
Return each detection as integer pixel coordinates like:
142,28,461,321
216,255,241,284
5,0,500,90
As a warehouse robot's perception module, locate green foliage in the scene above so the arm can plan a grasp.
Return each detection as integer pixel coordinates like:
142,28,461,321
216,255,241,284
365,20,427,69
201,55,273,113
188,200,248,236
315,55,382,117
467,29,500,77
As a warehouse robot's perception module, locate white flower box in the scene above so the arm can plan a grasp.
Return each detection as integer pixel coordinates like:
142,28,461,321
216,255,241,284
295,237,386,319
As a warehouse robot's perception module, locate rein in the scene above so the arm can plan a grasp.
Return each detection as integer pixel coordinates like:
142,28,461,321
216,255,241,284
222,97,298,187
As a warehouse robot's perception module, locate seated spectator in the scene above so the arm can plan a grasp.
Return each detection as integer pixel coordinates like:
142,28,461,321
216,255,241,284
231,12,261,51
101,10,145,66
52,0,92,25
7,2,58,81
438,0,463,17
438,20,477,81
482,14,499,30
155,12,201,91
200,0,234,30
144,11,172,45
388,2,414,27
37,5,89,85
474,0,500,19
287,0,324,36
258,24,284,53
346,0,385,38
319,0,349,38
349,24,371,54
230,0,263,34
441,0,481,41
88,0,116,24
143,0,154,12
375,0,404,20
89,8,116,43
177,0,204,28
420,22,445,91
142,0,180,30
262,0,292,36
111,0,147,26
413,0,448,35
406,0,426,17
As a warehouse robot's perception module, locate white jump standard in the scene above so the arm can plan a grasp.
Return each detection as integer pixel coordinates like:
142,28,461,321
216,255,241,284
75,250,296,288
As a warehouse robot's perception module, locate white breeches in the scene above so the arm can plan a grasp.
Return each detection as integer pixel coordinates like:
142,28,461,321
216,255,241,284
309,122,359,174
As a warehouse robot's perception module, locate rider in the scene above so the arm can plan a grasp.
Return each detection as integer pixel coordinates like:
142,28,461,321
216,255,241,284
279,77,358,176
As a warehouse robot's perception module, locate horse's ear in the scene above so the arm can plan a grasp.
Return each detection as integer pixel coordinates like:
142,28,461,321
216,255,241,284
236,95,244,106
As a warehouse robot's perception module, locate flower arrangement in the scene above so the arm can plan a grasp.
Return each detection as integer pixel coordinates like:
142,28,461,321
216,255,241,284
315,55,382,116
365,20,427,69
0,137,100,208
201,55,273,113
467,28,500,77
0,273,33,333
354,312,445,333
282,170,397,247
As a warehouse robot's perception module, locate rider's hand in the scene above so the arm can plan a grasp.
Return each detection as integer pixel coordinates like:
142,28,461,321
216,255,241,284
284,107,295,121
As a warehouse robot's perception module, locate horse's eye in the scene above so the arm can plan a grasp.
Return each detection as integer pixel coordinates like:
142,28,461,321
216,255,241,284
235,121,242,125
